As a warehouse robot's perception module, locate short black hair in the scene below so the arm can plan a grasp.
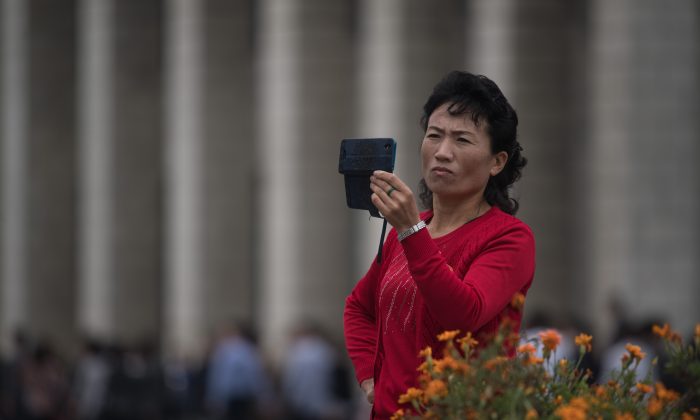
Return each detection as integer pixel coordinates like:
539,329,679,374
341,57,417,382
418,71,526,215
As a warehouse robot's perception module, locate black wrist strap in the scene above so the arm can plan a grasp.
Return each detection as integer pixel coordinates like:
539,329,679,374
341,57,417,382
376,218,388,264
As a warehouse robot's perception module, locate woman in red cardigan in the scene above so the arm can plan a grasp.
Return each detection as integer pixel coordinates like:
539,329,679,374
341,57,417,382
343,71,536,419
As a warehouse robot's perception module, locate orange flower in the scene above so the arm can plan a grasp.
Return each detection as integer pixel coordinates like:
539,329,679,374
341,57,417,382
484,356,507,370
511,292,526,310
652,323,682,343
419,346,432,358
647,397,663,416
695,324,700,339
518,343,536,355
652,323,671,338
575,333,593,352
437,330,460,342
554,405,586,420
525,408,538,419
398,387,423,404
624,343,646,361
416,361,429,373
681,413,695,420
615,413,634,420
654,382,680,403
569,397,588,411
524,354,544,366
594,386,607,398
555,395,564,405
539,329,561,351
458,332,479,349
424,379,448,400
390,409,405,420
636,382,653,394
559,359,569,369
434,355,468,374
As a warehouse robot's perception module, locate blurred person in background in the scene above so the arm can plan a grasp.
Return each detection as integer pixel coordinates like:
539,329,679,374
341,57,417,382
100,340,162,420
19,341,71,420
1,330,33,418
344,71,535,419
281,323,352,420
72,338,110,420
204,322,271,420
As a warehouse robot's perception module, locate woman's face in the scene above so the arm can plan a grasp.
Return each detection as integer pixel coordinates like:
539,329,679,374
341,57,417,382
421,102,506,201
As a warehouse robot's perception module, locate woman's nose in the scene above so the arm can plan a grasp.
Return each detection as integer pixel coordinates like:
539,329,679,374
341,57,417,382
434,140,453,161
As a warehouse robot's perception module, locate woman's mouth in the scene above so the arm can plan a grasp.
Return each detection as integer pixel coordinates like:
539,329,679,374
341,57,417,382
431,167,453,175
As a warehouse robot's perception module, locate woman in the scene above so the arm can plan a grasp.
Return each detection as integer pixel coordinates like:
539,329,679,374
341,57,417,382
343,71,535,418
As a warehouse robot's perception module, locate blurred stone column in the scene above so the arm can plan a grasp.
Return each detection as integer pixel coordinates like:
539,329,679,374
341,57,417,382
354,0,464,274
257,0,355,358
0,0,28,352
24,0,78,354
109,0,162,346
507,1,580,322
586,0,700,341
163,0,205,358
78,0,162,346
202,0,255,333
77,0,115,342
467,0,517,97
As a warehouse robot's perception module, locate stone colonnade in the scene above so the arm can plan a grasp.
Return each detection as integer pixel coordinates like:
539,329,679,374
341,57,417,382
1,0,698,359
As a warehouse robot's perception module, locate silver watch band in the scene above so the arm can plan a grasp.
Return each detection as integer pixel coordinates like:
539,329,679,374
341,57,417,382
398,220,427,241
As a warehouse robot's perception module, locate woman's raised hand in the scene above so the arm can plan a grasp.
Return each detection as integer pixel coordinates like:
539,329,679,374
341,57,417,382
370,170,421,233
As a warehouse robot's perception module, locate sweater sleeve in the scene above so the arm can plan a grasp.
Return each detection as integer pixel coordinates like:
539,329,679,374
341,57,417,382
400,221,535,332
343,254,383,384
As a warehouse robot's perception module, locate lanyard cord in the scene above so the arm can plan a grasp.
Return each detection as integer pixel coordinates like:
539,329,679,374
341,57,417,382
376,218,388,264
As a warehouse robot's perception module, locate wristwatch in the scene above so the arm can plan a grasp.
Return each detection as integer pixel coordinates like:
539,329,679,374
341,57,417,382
398,220,427,241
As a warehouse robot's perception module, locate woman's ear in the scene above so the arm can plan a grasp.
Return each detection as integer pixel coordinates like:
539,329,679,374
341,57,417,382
490,151,508,176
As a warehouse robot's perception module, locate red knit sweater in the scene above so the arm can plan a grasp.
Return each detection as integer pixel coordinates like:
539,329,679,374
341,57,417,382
344,206,536,419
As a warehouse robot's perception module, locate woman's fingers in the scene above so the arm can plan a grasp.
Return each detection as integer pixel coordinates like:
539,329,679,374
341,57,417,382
369,171,420,231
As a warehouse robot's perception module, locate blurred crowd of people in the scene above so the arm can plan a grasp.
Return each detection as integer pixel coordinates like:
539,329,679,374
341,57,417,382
0,313,692,420
0,323,356,420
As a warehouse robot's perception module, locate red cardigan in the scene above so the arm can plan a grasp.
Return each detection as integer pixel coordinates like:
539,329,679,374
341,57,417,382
344,206,536,419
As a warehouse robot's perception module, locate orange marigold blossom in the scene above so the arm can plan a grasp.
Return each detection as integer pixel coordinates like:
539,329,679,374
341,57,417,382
418,346,432,358
517,343,536,355
539,329,561,351
624,343,645,361
559,359,568,369
524,354,544,366
695,324,700,339
594,386,607,398
433,356,460,373
614,413,634,420
398,387,423,404
458,332,478,349
652,323,671,339
636,382,653,394
554,405,586,420
390,409,405,420
647,397,663,416
575,333,593,352
525,408,538,419
511,292,526,310
484,356,508,370
555,395,564,405
437,330,460,342
682,413,695,420
424,379,448,399
569,397,588,411
654,382,680,402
